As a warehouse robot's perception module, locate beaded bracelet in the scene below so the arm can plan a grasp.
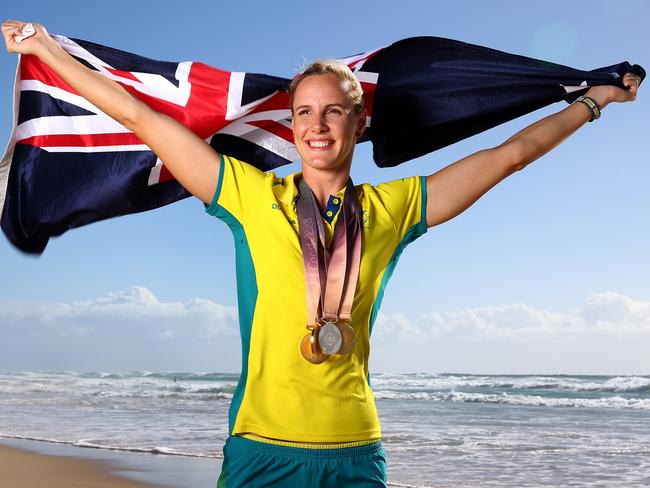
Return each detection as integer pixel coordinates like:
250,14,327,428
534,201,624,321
574,95,601,122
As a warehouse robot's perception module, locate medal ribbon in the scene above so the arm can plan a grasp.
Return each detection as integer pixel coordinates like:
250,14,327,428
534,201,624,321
297,177,362,328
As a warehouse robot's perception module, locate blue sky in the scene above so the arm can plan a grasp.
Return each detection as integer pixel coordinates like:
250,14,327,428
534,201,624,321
1,0,649,374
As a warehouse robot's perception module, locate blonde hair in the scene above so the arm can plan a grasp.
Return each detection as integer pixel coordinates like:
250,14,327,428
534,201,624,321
289,60,365,116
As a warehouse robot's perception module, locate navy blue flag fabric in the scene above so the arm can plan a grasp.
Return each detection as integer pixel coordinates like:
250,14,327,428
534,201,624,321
1,35,644,254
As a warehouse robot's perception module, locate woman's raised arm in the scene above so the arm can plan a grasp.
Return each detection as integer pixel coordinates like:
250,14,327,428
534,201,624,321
424,73,641,228
2,20,220,205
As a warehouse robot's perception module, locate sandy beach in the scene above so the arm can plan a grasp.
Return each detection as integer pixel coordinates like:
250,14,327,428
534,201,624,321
0,444,163,488
0,438,222,488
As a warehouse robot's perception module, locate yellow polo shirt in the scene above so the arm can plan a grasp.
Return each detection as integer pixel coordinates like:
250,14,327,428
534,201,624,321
206,154,427,442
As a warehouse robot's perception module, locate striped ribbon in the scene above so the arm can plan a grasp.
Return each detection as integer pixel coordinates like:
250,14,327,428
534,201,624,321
297,177,362,330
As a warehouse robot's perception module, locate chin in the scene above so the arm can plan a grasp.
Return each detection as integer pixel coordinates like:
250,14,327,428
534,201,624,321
304,160,346,172
301,153,353,173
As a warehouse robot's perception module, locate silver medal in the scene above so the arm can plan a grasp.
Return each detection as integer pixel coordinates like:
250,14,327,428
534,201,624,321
318,322,343,355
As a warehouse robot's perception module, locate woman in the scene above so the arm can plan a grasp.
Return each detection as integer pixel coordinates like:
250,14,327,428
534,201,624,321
3,20,641,488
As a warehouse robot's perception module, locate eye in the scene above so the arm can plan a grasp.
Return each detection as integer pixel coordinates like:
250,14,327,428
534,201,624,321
296,109,311,118
326,108,343,117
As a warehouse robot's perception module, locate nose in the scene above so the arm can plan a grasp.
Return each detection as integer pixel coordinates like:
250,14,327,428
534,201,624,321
309,113,328,133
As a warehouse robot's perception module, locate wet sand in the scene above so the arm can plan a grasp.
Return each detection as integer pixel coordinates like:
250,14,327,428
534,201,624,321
0,438,222,488
0,443,163,488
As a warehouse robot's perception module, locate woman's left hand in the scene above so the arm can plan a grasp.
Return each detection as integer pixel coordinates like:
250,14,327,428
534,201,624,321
584,72,642,109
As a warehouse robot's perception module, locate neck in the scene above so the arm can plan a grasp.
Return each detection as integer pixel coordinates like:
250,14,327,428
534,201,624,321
301,167,351,209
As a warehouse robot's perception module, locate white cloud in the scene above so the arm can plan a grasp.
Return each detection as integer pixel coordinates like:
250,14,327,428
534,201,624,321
370,292,650,374
156,330,176,339
580,291,650,335
0,287,240,371
374,291,650,343
2,288,649,374
0,286,238,336
372,312,426,342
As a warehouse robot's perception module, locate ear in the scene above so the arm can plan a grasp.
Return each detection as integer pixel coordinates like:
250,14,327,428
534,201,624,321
355,110,367,139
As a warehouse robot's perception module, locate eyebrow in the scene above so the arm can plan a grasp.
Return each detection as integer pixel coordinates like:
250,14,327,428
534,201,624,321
294,103,347,111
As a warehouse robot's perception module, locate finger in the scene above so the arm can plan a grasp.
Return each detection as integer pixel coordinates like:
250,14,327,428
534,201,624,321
2,25,23,40
626,85,638,101
1,24,21,35
623,73,642,88
1,25,22,37
2,22,31,52
1,20,24,32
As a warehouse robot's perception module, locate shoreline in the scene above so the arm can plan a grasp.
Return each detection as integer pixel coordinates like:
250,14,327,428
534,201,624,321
0,443,163,488
0,438,222,488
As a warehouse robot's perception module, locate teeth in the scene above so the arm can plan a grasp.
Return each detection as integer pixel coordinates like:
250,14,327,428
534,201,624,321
308,140,331,148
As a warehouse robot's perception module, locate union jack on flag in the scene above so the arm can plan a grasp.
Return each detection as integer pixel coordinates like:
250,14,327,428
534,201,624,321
1,35,643,254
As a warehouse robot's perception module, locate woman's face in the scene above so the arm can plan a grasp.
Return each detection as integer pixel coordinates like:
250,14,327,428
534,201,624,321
291,74,365,175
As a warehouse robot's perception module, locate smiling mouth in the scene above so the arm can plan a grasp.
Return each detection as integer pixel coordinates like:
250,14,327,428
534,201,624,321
307,140,333,149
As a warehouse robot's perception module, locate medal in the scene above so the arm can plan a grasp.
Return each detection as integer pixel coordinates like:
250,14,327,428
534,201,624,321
336,322,356,355
300,327,328,364
297,177,362,363
300,321,357,362
318,322,343,355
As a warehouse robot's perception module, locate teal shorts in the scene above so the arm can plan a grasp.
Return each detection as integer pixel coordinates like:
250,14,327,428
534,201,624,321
217,436,387,487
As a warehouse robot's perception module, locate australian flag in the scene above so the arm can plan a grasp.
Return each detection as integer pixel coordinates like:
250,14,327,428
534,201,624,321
1,35,644,254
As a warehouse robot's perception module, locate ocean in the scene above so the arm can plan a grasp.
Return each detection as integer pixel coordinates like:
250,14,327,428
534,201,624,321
1,371,649,487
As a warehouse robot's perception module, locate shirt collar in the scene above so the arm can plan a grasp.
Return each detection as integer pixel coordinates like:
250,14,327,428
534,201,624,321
276,172,347,223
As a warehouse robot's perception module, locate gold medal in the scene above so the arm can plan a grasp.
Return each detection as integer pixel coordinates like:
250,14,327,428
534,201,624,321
300,327,327,364
336,322,356,355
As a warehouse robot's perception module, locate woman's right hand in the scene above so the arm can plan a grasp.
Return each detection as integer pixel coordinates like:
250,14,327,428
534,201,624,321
2,20,53,57
2,18,220,204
